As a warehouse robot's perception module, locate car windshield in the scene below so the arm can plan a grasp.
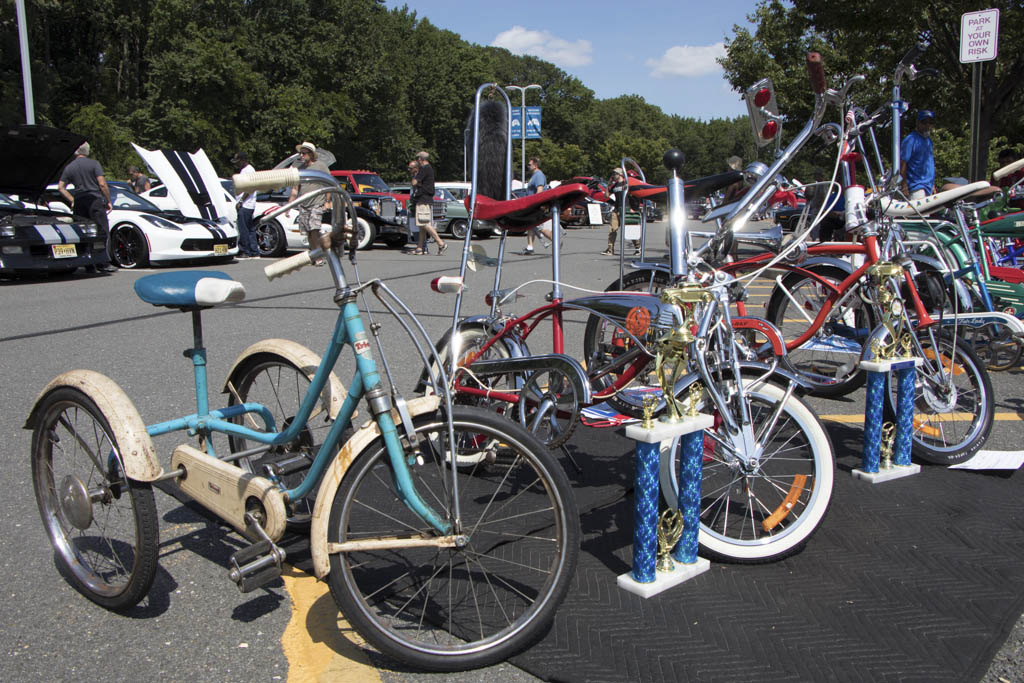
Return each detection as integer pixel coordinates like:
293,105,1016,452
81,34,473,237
353,173,391,193
110,187,162,212
437,188,456,202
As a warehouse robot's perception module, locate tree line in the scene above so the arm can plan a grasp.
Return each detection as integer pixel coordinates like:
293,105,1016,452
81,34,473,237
1,0,1020,190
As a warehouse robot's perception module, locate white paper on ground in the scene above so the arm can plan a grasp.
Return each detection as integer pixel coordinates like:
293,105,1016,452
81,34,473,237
948,450,1024,470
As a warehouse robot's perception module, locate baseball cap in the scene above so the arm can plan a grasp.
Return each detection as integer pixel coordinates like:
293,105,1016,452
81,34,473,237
296,141,316,154
917,110,935,121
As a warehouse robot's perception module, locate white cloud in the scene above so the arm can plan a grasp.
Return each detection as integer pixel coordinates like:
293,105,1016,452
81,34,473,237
492,26,593,68
645,43,726,78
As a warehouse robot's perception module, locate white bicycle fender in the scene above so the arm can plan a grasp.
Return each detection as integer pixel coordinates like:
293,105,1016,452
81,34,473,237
25,370,163,481
309,395,441,579
223,339,348,421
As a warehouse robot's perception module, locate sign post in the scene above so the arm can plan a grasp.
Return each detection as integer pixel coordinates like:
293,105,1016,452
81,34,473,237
960,8,1000,182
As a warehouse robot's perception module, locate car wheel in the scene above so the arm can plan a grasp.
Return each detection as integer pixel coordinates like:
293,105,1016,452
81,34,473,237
355,218,375,250
111,224,149,269
448,219,468,240
256,218,287,257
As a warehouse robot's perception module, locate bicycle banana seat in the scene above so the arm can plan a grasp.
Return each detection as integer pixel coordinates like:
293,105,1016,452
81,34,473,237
470,182,595,232
612,171,744,201
880,181,991,217
134,271,246,310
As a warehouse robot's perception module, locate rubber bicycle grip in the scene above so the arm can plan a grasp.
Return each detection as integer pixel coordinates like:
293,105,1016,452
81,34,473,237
994,158,1024,181
232,168,300,193
807,53,826,94
900,42,927,67
264,250,312,280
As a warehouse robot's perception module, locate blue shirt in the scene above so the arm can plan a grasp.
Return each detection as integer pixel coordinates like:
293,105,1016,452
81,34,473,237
527,169,546,194
901,130,935,193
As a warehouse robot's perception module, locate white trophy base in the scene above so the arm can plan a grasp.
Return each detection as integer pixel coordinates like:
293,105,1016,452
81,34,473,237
617,557,711,599
852,463,921,483
625,413,714,443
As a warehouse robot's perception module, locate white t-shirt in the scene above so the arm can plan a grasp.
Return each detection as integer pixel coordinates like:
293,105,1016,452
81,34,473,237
237,164,257,210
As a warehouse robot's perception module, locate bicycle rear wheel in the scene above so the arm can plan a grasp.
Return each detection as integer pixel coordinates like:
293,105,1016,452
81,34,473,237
660,379,834,563
327,406,579,671
31,387,159,610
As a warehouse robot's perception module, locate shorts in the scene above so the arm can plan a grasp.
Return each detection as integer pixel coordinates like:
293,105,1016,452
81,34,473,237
415,203,432,227
297,205,324,234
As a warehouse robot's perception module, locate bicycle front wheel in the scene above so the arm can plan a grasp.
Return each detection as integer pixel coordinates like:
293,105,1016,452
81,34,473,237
31,387,159,610
660,380,834,563
327,406,580,671
887,330,993,464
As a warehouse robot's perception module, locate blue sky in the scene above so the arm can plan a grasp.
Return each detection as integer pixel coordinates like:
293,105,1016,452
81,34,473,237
384,0,760,121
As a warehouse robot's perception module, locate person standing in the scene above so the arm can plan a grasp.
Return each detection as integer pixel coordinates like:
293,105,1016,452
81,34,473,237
231,152,259,258
405,159,420,249
409,151,446,255
518,157,554,255
287,141,331,260
128,165,150,194
58,141,116,272
900,110,936,200
602,167,640,256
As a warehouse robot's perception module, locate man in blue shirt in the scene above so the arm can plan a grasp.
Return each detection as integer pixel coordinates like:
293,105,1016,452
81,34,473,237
900,110,936,200
518,157,555,255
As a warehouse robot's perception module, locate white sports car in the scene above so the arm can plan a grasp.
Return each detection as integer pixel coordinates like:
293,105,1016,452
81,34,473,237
43,184,238,269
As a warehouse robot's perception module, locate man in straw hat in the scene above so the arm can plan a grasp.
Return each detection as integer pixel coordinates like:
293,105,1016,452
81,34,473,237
287,141,331,262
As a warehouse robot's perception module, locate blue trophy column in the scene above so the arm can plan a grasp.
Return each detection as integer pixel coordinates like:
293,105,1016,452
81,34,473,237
672,430,704,564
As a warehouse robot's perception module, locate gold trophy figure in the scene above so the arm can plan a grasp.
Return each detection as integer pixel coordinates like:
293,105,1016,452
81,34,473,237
656,509,685,572
880,422,896,470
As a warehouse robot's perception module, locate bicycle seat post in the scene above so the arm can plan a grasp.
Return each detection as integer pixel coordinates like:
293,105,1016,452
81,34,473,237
186,308,211,419
663,149,688,279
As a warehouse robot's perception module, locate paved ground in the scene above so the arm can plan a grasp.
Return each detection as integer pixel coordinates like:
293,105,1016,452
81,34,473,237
2,222,1021,682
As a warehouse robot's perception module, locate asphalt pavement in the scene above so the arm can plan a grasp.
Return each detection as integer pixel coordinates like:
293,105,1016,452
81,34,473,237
1,222,1020,682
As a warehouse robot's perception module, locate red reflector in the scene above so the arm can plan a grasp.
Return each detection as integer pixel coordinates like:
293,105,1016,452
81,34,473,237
484,293,494,305
753,87,772,108
761,121,779,139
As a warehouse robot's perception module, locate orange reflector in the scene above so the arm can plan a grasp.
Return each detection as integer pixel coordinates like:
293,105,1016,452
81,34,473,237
761,474,807,532
913,416,943,437
923,348,965,375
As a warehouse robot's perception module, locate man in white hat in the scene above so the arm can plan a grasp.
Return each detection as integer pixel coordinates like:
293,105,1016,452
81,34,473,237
603,167,639,256
288,141,331,261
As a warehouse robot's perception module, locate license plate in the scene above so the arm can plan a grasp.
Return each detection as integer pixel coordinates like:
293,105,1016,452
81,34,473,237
52,244,77,259
214,244,228,255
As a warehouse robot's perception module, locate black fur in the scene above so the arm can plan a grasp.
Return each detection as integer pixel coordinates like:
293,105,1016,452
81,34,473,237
468,99,508,200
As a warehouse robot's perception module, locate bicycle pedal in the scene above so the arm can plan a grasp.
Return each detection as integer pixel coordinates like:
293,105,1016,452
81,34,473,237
228,539,286,593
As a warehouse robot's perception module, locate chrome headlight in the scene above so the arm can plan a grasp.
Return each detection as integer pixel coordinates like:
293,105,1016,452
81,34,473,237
81,224,98,237
0,225,15,238
141,214,183,231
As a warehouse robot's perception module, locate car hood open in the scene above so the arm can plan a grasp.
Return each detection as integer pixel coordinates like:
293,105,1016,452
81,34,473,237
132,143,234,223
0,125,87,197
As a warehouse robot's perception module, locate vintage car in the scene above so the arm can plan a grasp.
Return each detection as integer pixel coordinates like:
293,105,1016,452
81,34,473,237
391,184,497,239
0,125,109,277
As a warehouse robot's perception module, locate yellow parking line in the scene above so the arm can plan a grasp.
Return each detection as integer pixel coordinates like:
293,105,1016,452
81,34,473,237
820,412,1024,424
281,565,381,683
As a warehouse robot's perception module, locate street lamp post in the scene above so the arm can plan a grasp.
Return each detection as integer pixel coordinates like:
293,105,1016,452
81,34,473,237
506,84,542,187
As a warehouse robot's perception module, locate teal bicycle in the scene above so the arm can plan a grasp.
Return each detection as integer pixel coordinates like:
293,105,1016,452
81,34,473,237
26,168,579,672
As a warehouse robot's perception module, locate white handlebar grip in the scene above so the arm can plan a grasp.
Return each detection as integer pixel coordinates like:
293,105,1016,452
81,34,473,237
993,158,1024,181
233,168,300,193
264,250,313,280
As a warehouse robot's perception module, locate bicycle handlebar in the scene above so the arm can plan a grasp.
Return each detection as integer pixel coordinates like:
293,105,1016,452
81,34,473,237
264,248,320,280
900,42,928,67
232,168,300,193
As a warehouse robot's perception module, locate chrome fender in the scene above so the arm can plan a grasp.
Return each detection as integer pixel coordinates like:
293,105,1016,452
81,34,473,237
24,370,163,481
470,353,593,405
310,395,441,579
223,338,348,421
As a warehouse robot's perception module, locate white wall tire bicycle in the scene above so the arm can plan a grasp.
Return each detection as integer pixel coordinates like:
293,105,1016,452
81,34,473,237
659,379,834,563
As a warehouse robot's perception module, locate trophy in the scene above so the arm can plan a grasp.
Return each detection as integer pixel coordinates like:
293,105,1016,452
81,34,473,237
656,509,684,572
641,394,658,429
880,422,895,469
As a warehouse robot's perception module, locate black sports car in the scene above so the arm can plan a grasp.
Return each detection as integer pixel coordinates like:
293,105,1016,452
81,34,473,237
0,125,106,277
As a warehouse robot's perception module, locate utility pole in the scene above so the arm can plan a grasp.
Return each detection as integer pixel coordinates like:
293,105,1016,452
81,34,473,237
505,84,542,186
